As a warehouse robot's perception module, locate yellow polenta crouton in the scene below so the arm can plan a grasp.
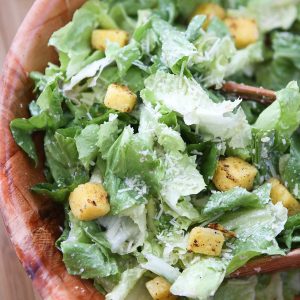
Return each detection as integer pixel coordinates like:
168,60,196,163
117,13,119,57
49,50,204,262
91,29,128,50
187,227,225,256
224,17,259,49
213,157,258,191
104,83,137,112
269,178,300,216
69,182,110,221
146,276,177,300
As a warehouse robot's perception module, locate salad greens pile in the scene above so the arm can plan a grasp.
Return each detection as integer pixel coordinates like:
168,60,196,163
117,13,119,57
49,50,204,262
10,0,300,299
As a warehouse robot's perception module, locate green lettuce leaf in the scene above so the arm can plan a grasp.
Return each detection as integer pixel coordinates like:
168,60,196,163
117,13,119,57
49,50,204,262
254,81,300,140
31,182,73,202
61,212,118,279
49,0,117,78
225,42,264,78
281,133,300,199
202,184,271,217
170,258,226,299
106,41,142,76
151,17,197,73
75,124,100,170
255,273,285,300
278,213,300,249
215,276,257,300
10,84,65,164
140,253,181,283
219,202,287,274
192,33,236,88
98,204,147,254
272,31,300,69
141,71,251,148
106,267,146,300
44,128,89,186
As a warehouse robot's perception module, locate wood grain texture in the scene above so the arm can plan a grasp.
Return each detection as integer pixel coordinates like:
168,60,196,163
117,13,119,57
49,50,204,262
0,1,41,299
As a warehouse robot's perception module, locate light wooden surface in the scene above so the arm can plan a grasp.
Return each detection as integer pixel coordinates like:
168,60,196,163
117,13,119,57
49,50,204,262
0,1,41,299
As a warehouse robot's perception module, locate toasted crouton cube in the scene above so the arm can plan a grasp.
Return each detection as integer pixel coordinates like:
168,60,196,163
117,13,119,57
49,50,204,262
213,157,258,191
91,29,129,50
187,227,225,256
192,3,226,28
104,83,137,112
69,183,110,221
269,178,300,216
224,17,259,49
146,276,177,300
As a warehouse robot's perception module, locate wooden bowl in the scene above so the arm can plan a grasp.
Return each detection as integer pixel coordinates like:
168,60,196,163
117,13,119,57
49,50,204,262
0,1,299,299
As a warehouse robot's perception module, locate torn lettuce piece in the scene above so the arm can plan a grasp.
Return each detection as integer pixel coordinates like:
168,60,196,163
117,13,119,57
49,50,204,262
192,33,236,88
185,15,206,42
202,184,271,217
272,31,300,70
225,41,264,78
75,117,121,170
254,81,300,142
61,212,118,279
215,276,257,300
281,133,300,199
151,17,197,73
44,128,89,187
160,151,205,217
96,117,120,159
75,124,100,170
106,267,146,300
278,213,300,249
170,258,226,299
140,253,181,283
219,202,288,274
255,58,300,91
105,41,142,76
49,0,117,78
141,71,251,148
63,56,112,91
10,84,65,164
98,204,147,255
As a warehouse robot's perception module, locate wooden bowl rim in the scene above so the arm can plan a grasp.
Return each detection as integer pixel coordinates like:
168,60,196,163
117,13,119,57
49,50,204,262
0,1,299,299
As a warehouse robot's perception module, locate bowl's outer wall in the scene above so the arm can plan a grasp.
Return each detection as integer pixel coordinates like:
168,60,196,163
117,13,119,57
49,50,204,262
0,0,104,299
0,0,300,299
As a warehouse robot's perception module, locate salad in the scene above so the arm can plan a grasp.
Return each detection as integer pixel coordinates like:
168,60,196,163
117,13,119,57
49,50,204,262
10,0,300,299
